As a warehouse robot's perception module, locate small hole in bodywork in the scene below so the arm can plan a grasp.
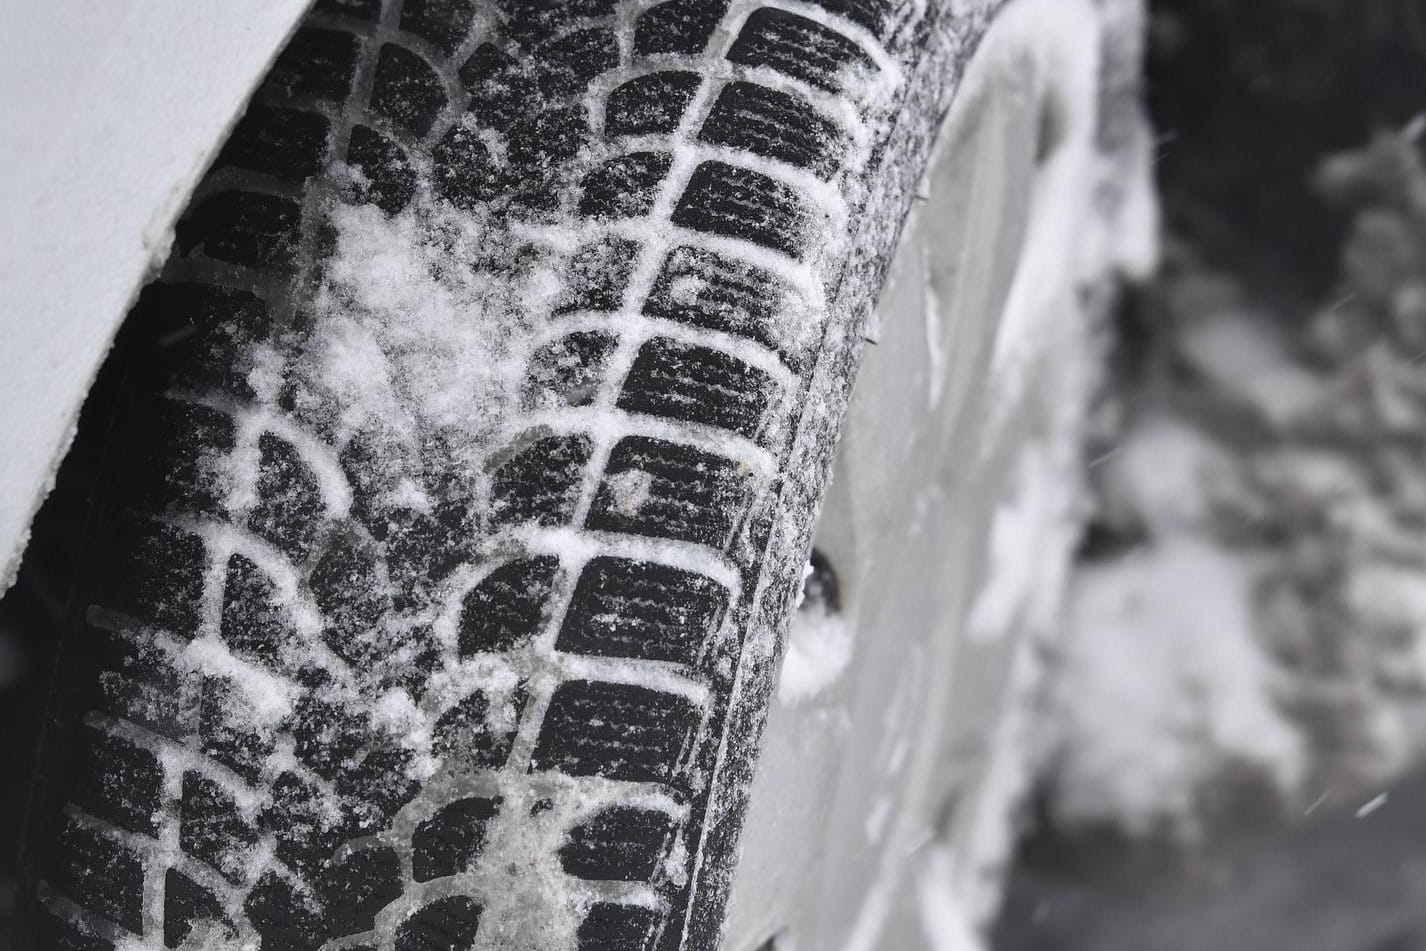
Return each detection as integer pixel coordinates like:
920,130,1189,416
798,549,841,615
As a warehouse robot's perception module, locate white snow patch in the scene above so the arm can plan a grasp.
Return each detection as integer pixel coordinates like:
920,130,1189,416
1178,311,1327,427
669,273,704,305
980,0,1104,383
372,686,438,779
1098,415,1238,533
246,343,285,405
778,603,853,705
1355,792,1389,819
604,468,655,517
178,636,297,727
917,847,989,951
302,199,559,461
968,442,1075,642
1050,537,1306,835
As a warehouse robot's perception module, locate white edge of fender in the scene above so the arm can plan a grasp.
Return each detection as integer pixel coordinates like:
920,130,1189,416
0,0,311,592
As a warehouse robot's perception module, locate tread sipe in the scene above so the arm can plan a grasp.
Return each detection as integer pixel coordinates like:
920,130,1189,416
12,0,976,948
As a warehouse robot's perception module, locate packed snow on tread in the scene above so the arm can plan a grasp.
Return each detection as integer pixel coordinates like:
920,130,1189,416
302,196,559,462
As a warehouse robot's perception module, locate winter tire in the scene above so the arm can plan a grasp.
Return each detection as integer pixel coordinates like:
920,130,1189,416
9,0,1150,949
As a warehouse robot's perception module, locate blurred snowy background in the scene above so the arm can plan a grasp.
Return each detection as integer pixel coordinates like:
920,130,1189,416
998,1,1426,948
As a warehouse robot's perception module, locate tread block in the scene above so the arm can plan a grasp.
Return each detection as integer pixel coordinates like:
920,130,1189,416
617,336,777,440
495,0,619,46
396,896,483,951
457,41,507,88
606,71,702,137
349,125,418,213
216,105,331,182
671,161,809,257
530,680,697,784
490,433,593,527
727,8,874,93
560,805,678,881
371,43,448,138
245,870,327,951
164,869,233,949
177,190,303,269
577,902,661,951
434,690,524,767
412,797,501,881
102,519,206,637
322,844,402,937
310,532,393,668
47,819,145,934
383,505,474,610
538,28,620,97
634,0,730,55
337,745,420,826
432,121,509,210
556,557,729,665
265,772,354,877
700,81,848,178
200,678,275,782
558,239,640,314
222,553,297,669
134,283,271,399
249,432,325,560
292,694,371,779
507,103,591,171
71,725,162,836
336,429,409,531
265,27,360,102
806,0,895,36
400,0,476,55
643,245,790,355
586,436,752,548
459,557,561,655
523,331,618,409
180,772,259,884
580,152,673,219
94,638,184,740
142,399,235,517
456,44,528,127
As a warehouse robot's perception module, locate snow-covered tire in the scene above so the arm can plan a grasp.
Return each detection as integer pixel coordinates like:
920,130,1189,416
6,1,1102,949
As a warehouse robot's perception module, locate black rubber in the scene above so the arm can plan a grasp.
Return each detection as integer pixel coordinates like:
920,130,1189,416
10,0,973,948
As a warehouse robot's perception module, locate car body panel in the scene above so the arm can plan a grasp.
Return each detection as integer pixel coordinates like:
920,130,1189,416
0,0,309,589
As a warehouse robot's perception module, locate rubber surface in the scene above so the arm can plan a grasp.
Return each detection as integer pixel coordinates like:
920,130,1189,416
11,0,971,948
